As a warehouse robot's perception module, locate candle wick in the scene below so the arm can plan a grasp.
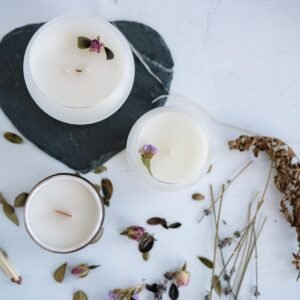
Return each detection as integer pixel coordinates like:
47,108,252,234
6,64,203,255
55,210,72,218
75,69,83,73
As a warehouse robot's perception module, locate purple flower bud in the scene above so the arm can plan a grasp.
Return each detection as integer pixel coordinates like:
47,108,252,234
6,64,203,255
139,144,158,157
121,226,146,241
71,264,90,278
89,36,103,53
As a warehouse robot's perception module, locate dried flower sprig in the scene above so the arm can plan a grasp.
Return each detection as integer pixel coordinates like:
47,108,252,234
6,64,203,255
120,226,156,261
229,135,300,278
77,36,114,60
108,285,144,300
139,144,158,176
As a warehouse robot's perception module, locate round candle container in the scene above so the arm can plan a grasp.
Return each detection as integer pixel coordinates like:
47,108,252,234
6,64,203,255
23,14,135,125
127,107,212,191
24,174,104,253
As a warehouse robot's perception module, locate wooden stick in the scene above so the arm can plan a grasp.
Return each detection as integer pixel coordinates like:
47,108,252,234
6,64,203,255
0,250,21,284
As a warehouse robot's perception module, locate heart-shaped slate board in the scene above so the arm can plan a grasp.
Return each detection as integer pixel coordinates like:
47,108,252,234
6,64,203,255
0,21,173,173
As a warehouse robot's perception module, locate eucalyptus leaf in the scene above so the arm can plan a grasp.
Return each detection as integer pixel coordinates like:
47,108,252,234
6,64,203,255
4,132,23,144
212,275,222,296
14,192,28,207
192,193,205,201
94,165,107,174
169,283,179,300
3,203,19,226
104,46,114,60
73,290,88,300
53,262,67,283
0,193,7,204
77,36,91,49
198,256,214,269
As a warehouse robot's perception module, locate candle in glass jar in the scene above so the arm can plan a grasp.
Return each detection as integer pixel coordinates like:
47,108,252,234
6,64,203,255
25,174,104,253
23,14,135,124
127,107,211,190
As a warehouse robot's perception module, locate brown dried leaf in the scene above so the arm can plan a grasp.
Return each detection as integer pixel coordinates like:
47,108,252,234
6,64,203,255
3,202,19,226
101,178,113,207
53,262,67,283
94,165,107,174
147,217,167,227
4,132,23,144
192,193,205,201
212,275,222,296
73,290,88,300
198,256,214,269
14,192,28,207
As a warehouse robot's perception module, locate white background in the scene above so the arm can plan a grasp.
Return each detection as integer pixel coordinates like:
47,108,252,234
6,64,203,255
1,0,300,299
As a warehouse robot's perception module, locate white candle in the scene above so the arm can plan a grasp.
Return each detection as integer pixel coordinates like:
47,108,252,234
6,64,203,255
25,174,104,253
23,14,135,124
127,107,211,190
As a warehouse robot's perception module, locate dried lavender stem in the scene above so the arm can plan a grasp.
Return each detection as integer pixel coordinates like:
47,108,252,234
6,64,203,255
254,227,259,299
198,161,253,223
209,184,224,299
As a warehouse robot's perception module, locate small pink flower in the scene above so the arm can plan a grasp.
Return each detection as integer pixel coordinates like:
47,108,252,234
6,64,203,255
121,226,146,241
89,36,103,53
174,263,190,287
71,264,100,278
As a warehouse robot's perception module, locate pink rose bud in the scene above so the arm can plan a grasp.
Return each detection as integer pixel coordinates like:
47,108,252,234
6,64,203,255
121,226,146,241
175,264,190,287
71,264,90,278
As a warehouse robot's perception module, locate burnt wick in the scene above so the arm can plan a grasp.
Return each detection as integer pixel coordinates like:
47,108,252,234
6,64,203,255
55,210,72,218
75,69,83,73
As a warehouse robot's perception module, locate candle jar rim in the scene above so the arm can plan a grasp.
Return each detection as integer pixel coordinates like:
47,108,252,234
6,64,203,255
24,173,105,253
126,106,213,191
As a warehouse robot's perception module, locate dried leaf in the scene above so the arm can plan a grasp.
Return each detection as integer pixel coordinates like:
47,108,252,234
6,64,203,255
14,192,28,207
4,132,23,144
101,178,113,207
73,290,88,300
192,193,205,201
207,164,213,173
139,233,155,253
147,217,167,227
169,283,179,300
167,222,182,229
94,165,107,174
198,256,214,269
77,36,91,49
142,252,150,261
104,46,114,60
53,262,67,283
88,265,100,270
3,203,19,226
0,193,7,204
212,275,222,296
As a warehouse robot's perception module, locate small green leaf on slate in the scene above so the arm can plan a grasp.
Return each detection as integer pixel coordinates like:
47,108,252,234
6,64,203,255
4,132,23,144
14,192,29,207
77,36,91,49
169,283,179,300
53,262,67,283
198,256,214,269
3,203,19,226
192,193,205,201
212,275,222,296
94,165,107,174
167,222,182,229
73,290,88,300
104,46,114,60
93,184,101,193
101,178,113,207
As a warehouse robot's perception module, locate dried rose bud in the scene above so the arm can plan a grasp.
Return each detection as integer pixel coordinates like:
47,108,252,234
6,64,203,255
71,264,99,278
89,36,103,53
120,226,146,241
139,144,158,175
174,263,190,287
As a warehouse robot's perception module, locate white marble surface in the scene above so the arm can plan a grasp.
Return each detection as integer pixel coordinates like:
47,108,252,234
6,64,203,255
1,0,300,299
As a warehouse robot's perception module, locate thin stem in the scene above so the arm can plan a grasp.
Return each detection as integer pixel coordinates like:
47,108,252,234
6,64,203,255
209,184,224,299
254,227,259,299
198,161,253,223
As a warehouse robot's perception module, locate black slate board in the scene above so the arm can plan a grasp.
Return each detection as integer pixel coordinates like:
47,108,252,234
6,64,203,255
0,21,173,173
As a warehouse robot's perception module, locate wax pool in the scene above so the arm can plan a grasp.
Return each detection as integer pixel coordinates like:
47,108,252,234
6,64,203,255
136,111,209,184
29,16,125,108
26,176,102,252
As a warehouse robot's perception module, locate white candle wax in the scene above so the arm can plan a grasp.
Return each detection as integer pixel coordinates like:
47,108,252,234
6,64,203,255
25,175,103,253
23,15,135,124
127,107,211,189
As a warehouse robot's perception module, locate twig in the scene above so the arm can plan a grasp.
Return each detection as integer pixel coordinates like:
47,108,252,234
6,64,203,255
198,161,253,223
253,227,259,299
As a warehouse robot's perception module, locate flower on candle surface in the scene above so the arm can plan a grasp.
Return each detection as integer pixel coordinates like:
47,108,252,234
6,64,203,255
138,144,158,176
108,285,143,300
120,226,145,241
71,264,100,278
89,36,103,53
174,262,190,287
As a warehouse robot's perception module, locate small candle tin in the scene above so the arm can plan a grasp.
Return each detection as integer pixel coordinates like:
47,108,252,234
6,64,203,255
24,173,105,253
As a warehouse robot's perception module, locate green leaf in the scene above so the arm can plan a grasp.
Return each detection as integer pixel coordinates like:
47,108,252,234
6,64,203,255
192,193,205,201
212,275,222,296
73,290,88,300
77,36,91,49
4,132,23,144
14,192,29,207
94,165,107,174
3,202,19,226
198,256,214,269
53,262,67,283
104,46,114,60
